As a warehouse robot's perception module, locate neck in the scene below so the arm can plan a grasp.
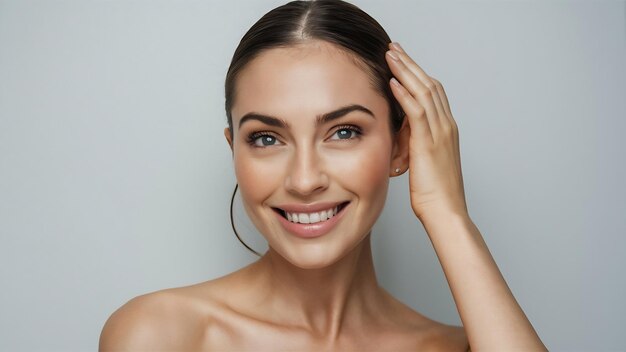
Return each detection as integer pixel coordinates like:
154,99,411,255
250,233,383,339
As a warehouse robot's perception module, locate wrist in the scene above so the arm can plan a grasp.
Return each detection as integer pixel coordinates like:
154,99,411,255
417,208,472,230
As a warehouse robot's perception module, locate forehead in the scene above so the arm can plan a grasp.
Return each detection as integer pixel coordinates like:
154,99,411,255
231,40,384,125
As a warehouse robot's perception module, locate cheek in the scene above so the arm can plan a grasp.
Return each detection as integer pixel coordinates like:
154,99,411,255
329,137,392,198
234,134,393,205
234,151,282,206
233,150,287,239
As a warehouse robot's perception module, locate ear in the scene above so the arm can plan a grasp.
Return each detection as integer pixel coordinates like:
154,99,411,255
389,117,410,177
224,127,233,152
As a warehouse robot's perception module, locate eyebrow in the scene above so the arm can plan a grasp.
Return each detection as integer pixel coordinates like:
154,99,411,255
237,104,375,129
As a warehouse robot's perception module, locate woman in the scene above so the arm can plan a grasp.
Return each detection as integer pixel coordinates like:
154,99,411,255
100,0,547,350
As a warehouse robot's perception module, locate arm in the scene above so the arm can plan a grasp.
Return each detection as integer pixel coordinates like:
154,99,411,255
422,211,546,351
385,41,546,351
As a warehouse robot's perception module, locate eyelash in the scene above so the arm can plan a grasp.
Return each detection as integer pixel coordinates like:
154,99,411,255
245,124,363,148
245,131,278,148
331,124,363,140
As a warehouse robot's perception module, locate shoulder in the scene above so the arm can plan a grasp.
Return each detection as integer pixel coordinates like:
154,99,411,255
378,288,469,351
98,286,218,351
419,322,469,352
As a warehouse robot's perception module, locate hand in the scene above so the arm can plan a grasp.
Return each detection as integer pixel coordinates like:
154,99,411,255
385,42,468,221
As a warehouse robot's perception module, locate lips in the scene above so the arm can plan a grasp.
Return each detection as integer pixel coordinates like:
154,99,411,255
272,201,350,221
272,201,351,239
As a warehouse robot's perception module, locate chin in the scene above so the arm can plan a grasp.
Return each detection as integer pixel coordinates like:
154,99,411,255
286,254,339,270
269,235,365,270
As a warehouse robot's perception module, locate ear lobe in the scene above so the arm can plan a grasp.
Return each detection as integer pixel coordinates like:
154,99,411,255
224,127,233,151
390,118,410,177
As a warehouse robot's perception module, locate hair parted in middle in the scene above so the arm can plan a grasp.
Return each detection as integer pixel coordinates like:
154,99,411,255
224,0,406,140
224,0,405,255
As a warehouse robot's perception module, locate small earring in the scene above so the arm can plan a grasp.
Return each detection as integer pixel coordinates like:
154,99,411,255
394,168,401,173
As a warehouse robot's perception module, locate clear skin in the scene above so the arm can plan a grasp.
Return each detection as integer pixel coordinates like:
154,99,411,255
99,40,547,351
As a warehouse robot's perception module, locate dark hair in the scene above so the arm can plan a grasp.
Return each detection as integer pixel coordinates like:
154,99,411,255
225,0,405,137
225,0,405,256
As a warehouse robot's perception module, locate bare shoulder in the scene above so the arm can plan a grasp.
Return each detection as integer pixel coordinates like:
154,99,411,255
379,289,468,351
98,284,222,351
419,322,469,352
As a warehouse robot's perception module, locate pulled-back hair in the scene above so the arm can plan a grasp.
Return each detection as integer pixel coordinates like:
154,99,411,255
225,0,405,256
224,0,405,140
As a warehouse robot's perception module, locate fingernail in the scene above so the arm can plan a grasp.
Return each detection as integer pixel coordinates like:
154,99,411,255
391,42,404,52
387,50,399,61
390,77,400,87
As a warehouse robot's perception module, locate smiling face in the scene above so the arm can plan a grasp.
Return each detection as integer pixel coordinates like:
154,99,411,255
226,40,401,269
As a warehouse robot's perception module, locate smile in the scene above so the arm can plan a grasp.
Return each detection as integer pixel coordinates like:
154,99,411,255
272,201,351,238
273,201,349,223
283,202,348,224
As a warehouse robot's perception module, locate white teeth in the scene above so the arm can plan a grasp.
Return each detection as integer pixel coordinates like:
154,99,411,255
284,205,343,224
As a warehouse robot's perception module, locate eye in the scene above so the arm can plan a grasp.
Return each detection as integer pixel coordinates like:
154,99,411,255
247,132,282,148
329,125,362,141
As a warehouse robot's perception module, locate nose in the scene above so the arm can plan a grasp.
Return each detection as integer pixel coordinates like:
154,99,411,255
284,145,329,197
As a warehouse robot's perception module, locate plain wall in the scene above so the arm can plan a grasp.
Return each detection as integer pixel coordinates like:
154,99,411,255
0,0,624,350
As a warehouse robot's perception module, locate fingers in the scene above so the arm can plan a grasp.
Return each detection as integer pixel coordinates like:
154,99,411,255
431,77,452,118
386,42,456,142
390,43,448,127
386,49,442,140
430,76,460,157
389,77,433,145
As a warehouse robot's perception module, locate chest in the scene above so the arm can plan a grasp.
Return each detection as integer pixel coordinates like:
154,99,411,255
195,315,433,351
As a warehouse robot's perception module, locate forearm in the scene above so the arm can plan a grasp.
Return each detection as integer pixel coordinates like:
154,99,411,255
421,211,547,351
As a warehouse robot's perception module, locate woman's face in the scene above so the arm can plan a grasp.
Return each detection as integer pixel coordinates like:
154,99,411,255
226,40,401,269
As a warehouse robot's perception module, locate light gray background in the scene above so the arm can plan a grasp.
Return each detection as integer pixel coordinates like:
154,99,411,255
0,0,624,351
